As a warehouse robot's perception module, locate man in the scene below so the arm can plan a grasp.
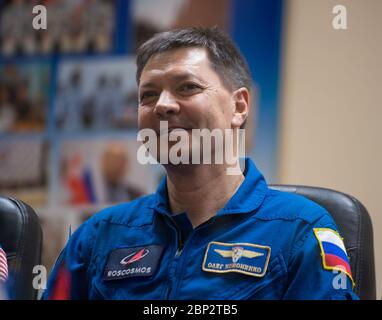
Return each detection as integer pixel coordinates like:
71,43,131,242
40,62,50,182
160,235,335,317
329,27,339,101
56,68,84,131
43,27,358,300
101,142,144,203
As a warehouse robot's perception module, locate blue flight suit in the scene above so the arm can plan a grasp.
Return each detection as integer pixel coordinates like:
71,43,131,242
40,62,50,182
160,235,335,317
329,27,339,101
43,158,358,300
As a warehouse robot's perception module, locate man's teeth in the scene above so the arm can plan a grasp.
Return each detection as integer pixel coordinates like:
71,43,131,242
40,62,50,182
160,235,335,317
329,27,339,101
160,128,190,134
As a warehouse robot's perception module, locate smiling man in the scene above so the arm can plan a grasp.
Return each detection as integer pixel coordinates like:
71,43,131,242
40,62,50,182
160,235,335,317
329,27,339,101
43,27,358,300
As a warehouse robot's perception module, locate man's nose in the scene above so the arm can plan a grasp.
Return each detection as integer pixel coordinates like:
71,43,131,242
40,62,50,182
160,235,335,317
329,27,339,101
154,91,180,117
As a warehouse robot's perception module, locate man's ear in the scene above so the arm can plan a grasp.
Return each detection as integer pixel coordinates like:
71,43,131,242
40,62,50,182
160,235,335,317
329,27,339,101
231,87,249,128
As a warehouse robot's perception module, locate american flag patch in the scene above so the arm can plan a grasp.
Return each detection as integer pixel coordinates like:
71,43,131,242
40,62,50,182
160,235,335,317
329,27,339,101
0,246,8,282
313,228,354,286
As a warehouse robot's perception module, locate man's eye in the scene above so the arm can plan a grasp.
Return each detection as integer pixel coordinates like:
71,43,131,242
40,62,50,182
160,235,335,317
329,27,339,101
178,83,202,93
140,91,158,103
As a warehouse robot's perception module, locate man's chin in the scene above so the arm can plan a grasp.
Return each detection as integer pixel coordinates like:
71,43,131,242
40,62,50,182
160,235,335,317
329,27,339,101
153,147,224,166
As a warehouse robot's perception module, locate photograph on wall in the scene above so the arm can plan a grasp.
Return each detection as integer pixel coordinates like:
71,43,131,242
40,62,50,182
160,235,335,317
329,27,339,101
132,0,231,51
0,61,50,133
57,137,161,207
0,137,49,207
55,57,138,132
0,0,116,56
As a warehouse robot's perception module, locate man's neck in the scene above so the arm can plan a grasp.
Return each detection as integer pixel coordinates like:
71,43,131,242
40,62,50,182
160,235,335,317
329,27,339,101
165,162,244,228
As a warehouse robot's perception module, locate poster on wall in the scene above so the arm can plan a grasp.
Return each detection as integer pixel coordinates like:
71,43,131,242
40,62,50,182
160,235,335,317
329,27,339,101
131,0,231,51
0,137,49,207
0,61,50,133
55,57,138,132
57,137,162,207
0,0,116,56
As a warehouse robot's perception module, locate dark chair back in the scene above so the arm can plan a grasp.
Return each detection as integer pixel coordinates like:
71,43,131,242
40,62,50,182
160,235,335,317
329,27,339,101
0,196,42,300
270,185,376,300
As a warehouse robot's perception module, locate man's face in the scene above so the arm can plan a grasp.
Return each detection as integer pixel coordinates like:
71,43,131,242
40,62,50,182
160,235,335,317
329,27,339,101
138,47,238,133
101,145,128,185
137,47,243,163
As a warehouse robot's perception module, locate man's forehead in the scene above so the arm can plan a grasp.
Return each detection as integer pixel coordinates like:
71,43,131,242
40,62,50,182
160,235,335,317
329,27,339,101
140,47,214,84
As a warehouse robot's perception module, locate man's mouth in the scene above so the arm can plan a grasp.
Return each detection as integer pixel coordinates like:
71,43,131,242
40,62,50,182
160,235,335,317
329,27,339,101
158,127,192,135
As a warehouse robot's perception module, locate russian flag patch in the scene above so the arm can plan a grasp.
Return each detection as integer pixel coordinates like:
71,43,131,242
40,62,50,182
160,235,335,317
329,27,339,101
313,228,354,286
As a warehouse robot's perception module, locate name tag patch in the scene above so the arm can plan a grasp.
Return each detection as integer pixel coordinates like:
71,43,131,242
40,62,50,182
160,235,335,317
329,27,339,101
103,245,163,281
202,241,271,277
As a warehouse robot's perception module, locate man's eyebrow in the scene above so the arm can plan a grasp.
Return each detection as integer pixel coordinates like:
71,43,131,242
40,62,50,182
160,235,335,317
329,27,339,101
140,72,206,88
139,81,157,89
171,72,204,82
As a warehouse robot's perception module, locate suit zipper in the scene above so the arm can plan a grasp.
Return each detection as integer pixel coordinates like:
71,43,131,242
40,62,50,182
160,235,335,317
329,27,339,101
165,217,217,299
175,238,184,257
166,219,183,299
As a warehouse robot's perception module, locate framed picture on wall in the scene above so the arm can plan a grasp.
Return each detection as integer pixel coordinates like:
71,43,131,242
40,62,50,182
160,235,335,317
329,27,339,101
0,0,116,56
55,57,138,132
57,137,160,207
0,61,50,133
0,137,49,207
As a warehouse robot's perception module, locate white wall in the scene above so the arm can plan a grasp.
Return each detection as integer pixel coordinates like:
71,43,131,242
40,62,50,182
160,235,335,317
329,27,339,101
279,0,382,297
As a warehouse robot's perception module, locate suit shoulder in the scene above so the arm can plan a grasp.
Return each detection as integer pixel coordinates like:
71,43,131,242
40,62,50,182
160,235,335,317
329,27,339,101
256,188,334,225
85,193,156,227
